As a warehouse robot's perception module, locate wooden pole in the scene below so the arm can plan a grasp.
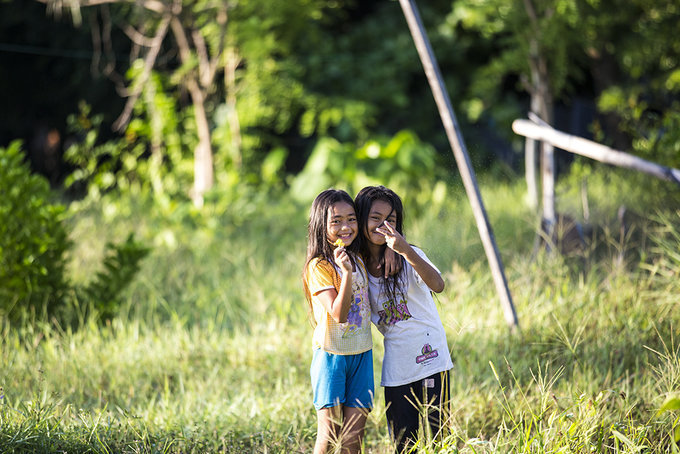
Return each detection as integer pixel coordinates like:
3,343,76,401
525,137,538,208
540,139,556,241
512,119,680,186
399,0,519,331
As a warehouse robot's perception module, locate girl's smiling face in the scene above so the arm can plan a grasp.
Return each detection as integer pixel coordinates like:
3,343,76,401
365,200,397,246
327,201,357,247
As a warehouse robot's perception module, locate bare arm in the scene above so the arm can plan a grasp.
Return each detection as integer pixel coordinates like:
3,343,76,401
377,221,445,293
399,245,445,293
314,247,354,322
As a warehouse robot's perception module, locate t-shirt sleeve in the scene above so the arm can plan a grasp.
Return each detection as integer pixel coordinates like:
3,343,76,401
411,246,441,287
307,259,338,296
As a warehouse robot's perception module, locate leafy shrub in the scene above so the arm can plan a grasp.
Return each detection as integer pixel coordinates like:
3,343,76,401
64,101,193,203
289,130,450,214
81,233,151,323
0,141,71,323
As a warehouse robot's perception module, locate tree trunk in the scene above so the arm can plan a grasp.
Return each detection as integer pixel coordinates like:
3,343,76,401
186,77,213,207
525,136,538,209
225,47,242,169
171,16,214,207
527,39,556,246
523,0,556,245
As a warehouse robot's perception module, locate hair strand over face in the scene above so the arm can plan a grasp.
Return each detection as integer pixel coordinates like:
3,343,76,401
355,185,406,307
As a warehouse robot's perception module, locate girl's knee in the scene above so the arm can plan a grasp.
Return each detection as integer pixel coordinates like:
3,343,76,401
317,407,343,440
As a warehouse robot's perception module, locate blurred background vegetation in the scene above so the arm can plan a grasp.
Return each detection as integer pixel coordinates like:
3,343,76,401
3,0,679,197
2,0,679,324
2,0,680,452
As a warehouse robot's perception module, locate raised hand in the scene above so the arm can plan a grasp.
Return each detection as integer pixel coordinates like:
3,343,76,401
333,244,352,274
376,221,408,255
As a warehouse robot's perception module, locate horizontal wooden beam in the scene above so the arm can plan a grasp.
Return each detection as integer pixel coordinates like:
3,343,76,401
512,119,680,187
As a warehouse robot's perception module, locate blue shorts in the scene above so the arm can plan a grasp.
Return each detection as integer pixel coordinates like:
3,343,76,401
310,349,374,410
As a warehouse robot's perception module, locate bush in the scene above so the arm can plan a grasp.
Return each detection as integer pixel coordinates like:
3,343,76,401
0,141,71,323
289,130,450,215
82,233,150,323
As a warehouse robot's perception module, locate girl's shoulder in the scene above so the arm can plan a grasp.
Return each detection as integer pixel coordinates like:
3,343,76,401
406,246,441,281
409,245,435,264
308,256,333,273
307,257,337,275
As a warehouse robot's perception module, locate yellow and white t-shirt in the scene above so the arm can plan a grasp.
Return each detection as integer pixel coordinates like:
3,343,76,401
306,255,372,355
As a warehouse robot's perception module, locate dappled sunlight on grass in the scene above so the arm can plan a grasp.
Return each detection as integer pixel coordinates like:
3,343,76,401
3,174,680,452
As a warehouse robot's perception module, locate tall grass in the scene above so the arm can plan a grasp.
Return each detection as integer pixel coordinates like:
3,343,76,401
2,171,680,452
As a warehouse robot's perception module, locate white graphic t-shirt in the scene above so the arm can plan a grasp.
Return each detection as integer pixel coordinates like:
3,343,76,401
369,247,453,387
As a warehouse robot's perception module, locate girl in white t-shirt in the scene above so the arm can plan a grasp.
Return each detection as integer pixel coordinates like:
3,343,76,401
355,185,453,452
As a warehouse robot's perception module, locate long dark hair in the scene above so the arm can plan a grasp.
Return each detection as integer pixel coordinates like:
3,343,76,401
302,189,360,314
355,185,406,306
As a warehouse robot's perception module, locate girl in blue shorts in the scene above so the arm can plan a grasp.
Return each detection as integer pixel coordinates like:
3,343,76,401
303,189,374,454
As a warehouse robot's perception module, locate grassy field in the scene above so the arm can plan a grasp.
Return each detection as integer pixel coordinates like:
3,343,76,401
2,167,680,453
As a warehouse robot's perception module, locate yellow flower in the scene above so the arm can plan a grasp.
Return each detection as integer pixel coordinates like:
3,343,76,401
334,239,345,247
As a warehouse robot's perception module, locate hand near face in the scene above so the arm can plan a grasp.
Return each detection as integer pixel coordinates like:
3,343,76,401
376,221,407,255
333,245,352,274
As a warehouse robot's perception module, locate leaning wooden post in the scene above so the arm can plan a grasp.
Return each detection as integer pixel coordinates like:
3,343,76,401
399,0,519,331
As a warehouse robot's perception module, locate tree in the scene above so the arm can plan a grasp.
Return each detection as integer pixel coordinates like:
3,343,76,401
446,0,680,245
40,0,344,205
447,0,586,235
585,0,680,168
41,0,227,205
447,0,680,166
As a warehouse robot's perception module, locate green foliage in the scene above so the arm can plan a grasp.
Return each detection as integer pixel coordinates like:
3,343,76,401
0,140,153,328
658,394,680,446
224,0,389,178
0,141,70,324
64,101,194,205
598,86,680,168
82,233,150,323
590,0,680,167
56,0,376,197
446,0,586,112
290,130,450,214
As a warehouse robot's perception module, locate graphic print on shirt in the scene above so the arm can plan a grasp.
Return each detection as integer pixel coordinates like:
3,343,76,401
343,278,370,338
416,343,439,364
376,297,413,326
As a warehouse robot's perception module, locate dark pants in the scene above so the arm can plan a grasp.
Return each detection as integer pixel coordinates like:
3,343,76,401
384,371,450,453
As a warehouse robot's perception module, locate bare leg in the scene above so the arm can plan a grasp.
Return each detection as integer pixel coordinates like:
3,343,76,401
315,406,343,454
341,406,368,454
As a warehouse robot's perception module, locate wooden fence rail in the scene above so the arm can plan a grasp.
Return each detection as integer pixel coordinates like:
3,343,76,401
513,119,680,186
